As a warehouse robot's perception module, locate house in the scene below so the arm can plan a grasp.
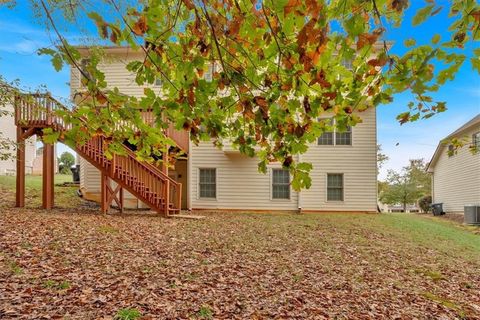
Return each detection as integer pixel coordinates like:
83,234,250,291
427,115,480,214
70,46,378,213
0,85,37,175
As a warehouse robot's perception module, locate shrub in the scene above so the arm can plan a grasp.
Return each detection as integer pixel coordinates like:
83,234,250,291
418,195,432,213
114,308,142,320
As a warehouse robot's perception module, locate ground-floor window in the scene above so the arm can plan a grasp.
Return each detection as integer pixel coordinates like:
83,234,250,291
272,168,290,199
327,173,344,201
199,168,216,198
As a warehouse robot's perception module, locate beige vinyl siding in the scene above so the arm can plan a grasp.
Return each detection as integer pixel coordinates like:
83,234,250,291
72,49,159,208
301,108,377,212
190,146,298,211
431,126,480,214
189,109,377,211
70,50,147,98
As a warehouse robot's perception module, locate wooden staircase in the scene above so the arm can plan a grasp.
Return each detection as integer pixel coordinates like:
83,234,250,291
14,93,182,216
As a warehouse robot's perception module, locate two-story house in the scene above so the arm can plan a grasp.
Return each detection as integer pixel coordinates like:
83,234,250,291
427,114,480,214
71,46,378,213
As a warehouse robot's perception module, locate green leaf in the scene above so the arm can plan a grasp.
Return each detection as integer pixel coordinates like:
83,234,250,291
431,34,441,45
404,39,416,47
471,57,480,74
412,5,435,26
51,54,63,72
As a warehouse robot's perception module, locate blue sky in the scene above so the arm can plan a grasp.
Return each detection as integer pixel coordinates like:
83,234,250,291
0,1,478,179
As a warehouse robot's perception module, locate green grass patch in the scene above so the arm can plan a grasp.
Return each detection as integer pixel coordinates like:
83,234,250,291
0,174,72,191
114,308,142,320
197,305,213,319
42,279,71,290
421,292,465,318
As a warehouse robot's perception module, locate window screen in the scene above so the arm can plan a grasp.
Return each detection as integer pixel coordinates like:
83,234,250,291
199,168,216,198
272,169,290,199
318,118,334,145
473,132,480,149
335,126,352,145
327,174,344,201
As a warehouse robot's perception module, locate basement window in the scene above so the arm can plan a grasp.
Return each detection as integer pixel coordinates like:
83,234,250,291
199,168,216,198
327,173,344,201
272,169,290,200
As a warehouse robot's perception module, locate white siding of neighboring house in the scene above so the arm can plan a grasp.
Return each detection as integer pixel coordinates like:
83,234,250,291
431,126,480,214
0,98,36,175
189,108,377,212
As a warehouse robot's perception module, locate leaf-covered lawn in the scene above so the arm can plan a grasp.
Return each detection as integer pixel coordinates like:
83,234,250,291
0,181,479,319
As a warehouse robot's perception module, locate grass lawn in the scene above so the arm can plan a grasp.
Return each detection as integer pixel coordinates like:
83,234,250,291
0,182,479,319
0,174,82,210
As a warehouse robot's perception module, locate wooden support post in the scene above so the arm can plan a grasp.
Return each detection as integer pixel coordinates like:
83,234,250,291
101,174,123,214
119,187,124,213
15,127,25,208
101,173,108,214
42,142,55,209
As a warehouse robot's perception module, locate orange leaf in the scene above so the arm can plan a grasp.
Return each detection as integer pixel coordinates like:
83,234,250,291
132,15,148,36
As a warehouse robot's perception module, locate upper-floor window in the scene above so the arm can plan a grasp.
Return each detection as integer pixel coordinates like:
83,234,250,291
154,77,162,87
272,168,290,200
80,58,94,85
318,118,352,146
448,144,455,154
204,63,215,82
473,132,480,149
341,58,353,70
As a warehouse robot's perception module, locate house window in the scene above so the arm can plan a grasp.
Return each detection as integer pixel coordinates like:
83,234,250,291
204,63,215,82
272,169,290,199
341,58,353,70
336,126,352,145
327,173,344,201
318,118,352,146
80,58,94,84
473,132,480,149
199,168,216,198
154,77,162,86
448,144,455,154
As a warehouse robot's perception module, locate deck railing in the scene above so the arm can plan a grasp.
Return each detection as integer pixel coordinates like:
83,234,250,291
14,93,182,215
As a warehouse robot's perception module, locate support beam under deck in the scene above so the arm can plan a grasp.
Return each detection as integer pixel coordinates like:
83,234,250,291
15,127,25,208
42,142,55,209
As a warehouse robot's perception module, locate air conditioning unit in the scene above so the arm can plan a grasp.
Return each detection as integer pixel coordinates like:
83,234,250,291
464,205,480,225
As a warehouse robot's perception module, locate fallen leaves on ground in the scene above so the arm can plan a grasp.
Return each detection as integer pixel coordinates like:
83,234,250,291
0,191,479,319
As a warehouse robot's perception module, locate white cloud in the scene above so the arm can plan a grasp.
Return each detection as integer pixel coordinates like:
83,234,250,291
0,39,43,54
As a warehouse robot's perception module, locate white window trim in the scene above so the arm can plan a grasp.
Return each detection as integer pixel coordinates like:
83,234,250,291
270,168,291,201
317,118,353,147
197,167,217,200
326,173,345,203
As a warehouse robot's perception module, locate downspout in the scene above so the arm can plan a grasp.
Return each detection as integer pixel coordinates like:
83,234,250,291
297,153,302,213
187,137,192,212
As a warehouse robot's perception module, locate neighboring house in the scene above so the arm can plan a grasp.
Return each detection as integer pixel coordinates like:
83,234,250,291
427,115,480,214
71,46,378,212
32,146,59,175
0,87,36,175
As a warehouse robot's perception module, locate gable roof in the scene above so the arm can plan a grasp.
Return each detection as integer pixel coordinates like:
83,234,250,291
427,114,480,172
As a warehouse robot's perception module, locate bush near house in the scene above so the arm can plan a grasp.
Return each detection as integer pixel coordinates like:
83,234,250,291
419,195,433,213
